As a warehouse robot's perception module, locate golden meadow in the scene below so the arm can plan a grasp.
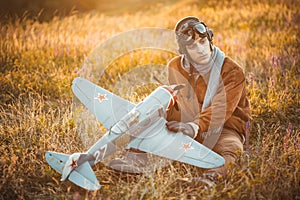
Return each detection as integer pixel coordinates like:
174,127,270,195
0,0,299,199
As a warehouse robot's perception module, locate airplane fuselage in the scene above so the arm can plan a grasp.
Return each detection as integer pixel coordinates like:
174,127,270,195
78,85,177,165
110,85,176,136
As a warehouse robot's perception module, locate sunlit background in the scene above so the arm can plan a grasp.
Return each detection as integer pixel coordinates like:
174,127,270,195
0,0,178,21
0,0,299,199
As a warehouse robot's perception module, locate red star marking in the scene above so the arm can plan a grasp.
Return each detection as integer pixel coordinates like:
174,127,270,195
181,142,194,152
70,160,78,168
95,93,108,102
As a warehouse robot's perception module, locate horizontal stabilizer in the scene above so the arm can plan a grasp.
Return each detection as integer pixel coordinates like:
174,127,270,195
45,151,101,190
45,151,69,173
68,162,101,190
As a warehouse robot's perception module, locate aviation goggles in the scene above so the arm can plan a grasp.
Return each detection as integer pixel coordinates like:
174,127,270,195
177,22,208,45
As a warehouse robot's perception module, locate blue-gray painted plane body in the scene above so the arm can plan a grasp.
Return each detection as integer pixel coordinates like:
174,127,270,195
45,77,225,190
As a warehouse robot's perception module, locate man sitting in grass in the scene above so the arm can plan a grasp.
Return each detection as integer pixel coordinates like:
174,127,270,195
166,16,252,183
110,16,251,186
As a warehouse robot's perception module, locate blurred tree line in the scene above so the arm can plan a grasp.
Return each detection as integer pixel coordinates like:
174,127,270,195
0,0,173,22
0,0,100,21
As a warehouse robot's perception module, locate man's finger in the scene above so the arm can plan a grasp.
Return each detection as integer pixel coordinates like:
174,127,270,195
166,121,182,132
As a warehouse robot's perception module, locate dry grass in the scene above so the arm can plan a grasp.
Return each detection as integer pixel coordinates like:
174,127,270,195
0,0,299,199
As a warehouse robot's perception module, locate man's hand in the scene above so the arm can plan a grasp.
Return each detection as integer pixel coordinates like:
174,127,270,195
166,121,198,138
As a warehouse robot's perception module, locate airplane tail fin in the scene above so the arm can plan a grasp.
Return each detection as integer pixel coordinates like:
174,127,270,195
45,151,101,190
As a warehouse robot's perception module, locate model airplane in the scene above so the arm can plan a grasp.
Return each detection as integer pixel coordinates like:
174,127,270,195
45,77,225,190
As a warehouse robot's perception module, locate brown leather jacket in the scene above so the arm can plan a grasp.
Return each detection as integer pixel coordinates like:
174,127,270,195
166,55,251,139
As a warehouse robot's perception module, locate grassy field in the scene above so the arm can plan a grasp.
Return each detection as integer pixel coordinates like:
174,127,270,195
0,0,299,199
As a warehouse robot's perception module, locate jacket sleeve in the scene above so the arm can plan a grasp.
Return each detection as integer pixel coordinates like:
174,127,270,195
166,57,182,122
196,65,246,134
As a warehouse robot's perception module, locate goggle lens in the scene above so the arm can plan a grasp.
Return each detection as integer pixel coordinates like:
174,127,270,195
177,22,207,44
193,23,207,36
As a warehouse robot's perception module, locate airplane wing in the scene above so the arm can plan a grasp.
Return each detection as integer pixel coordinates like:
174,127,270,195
72,77,135,129
126,118,225,169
